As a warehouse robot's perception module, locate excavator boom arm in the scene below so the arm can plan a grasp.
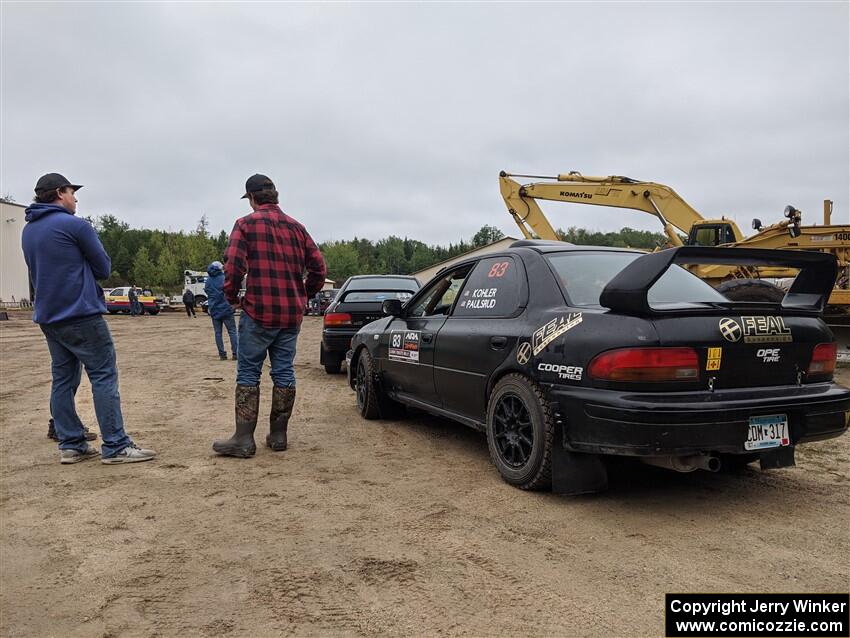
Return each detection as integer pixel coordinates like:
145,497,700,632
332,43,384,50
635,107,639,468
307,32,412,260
499,172,708,247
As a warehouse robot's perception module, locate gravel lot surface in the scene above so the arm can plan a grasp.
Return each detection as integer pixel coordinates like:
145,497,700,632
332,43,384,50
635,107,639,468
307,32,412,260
1,312,848,637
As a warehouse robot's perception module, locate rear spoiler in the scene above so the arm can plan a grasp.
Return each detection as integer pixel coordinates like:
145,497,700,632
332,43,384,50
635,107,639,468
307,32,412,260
599,246,837,315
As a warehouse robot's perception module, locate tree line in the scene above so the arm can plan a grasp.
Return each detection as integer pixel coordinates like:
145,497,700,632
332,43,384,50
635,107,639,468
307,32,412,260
79,217,669,293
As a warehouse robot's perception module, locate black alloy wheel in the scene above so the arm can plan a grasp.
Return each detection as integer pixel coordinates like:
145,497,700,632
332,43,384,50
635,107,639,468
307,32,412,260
355,349,381,419
356,356,369,412
486,374,553,490
354,348,404,420
492,393,534,468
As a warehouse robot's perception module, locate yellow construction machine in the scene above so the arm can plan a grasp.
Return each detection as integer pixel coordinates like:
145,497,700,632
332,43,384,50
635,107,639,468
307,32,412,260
499,171,850,314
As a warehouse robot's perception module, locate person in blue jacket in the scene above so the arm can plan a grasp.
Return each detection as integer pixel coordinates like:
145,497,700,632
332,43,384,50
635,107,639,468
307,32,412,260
204,260,238,360
21,173,157,465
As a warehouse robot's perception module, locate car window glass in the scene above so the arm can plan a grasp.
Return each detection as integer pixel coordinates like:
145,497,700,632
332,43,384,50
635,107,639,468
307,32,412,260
453,257,522,317
343,291,415,303
348,278,418,291
648,265,728,306
408,266,472,317
547,253,635,306
546,252,728,307
691,227,718,246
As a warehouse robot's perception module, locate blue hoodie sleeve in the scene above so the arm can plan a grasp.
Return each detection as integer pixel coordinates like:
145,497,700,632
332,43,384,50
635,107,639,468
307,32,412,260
76,220,112,280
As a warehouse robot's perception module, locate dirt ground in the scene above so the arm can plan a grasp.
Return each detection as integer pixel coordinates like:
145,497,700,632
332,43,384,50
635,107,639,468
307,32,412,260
1,312,848,637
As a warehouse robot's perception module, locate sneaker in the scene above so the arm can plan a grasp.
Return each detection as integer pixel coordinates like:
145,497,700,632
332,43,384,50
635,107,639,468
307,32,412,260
102,444,157,465
231,354,238,360
48,419,97,442
219,354,228,361
60,445,100,464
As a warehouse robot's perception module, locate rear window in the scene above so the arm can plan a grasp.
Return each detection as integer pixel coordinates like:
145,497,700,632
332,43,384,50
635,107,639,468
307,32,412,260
347,278,419,292
341,290,415,303
545,252,728,307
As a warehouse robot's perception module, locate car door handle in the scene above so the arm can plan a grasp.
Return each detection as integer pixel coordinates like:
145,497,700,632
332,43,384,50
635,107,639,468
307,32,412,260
490,336,508,349
422,333,434,343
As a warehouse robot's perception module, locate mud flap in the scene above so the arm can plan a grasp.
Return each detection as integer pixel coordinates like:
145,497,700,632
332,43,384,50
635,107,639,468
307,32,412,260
345,350,355,388
759,445,796,470
551,420,608,495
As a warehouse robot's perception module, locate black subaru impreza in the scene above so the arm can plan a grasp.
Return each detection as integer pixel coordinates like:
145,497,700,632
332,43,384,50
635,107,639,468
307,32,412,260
346,241,848,494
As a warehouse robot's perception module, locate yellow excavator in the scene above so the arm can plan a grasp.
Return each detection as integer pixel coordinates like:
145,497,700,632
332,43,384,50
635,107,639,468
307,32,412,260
499,171,850,314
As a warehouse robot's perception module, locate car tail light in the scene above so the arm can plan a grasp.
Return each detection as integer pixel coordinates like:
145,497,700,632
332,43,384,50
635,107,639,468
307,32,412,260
589,347,700,382
807,343,837,379
324,312,352,327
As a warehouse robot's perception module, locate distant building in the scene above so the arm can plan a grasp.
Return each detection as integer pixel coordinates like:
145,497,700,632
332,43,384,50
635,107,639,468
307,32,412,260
411,237,519,284
0,201,31,303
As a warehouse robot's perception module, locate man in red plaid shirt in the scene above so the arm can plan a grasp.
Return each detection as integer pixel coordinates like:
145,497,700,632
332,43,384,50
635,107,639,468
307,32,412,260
213,174,326,458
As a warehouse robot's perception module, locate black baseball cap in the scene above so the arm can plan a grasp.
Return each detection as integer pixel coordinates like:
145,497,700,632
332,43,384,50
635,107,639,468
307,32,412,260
241,173,275,199
35,173,83,195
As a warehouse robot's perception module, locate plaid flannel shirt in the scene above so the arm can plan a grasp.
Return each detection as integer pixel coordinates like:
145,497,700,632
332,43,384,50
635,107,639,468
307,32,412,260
224,204,326,329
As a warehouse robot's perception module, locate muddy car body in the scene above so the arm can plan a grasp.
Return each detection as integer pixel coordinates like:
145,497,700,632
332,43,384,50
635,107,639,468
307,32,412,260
347,241,849,494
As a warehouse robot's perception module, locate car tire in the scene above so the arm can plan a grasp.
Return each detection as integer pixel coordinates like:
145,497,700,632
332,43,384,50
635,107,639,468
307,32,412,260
486,374,553,491
354,348,404,420
355,349,383,419
148,308,160,316
324,360,342,374
716,279,785,303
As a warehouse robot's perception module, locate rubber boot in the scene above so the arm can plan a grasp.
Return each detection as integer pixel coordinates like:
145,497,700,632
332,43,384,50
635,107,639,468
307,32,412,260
267,386,296,451
212,385,259,458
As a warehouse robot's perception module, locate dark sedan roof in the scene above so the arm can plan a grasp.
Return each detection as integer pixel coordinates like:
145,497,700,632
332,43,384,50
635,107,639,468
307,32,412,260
509,239,644,255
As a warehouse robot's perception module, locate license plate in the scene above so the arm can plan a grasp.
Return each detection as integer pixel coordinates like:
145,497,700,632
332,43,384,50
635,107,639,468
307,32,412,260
745,414,790,451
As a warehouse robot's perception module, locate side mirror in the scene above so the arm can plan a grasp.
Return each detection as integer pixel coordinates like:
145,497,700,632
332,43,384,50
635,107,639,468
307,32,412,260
382,299,403,317
752,218,763,231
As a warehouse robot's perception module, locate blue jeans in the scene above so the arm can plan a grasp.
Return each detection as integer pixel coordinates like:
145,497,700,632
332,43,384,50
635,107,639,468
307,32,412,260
40,315,133,457
236,312,299,387
212,314,238,357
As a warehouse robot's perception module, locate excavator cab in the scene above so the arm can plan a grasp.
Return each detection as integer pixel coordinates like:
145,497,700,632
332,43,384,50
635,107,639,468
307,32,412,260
686,221,738,247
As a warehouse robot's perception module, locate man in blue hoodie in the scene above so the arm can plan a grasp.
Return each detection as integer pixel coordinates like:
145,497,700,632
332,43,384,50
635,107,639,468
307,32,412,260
22,173,157,465
204,260,238,360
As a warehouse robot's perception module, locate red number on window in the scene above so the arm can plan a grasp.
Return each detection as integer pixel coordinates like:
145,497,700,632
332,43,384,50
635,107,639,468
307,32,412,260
488,262,509,278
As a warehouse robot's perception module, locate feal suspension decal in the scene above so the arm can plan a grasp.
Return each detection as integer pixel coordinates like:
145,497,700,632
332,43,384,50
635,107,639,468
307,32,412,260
719,316,792,344
532,313,583,355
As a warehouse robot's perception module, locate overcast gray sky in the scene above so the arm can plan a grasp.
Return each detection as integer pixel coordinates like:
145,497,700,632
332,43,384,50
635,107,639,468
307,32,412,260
2,2,847,245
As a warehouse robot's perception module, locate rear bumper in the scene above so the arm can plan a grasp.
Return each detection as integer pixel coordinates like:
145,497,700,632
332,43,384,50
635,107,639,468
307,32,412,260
549,382,850,456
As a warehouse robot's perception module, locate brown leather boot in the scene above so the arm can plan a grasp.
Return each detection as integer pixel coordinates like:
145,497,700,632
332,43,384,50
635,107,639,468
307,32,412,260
267,386,296,451
213,385,259,457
